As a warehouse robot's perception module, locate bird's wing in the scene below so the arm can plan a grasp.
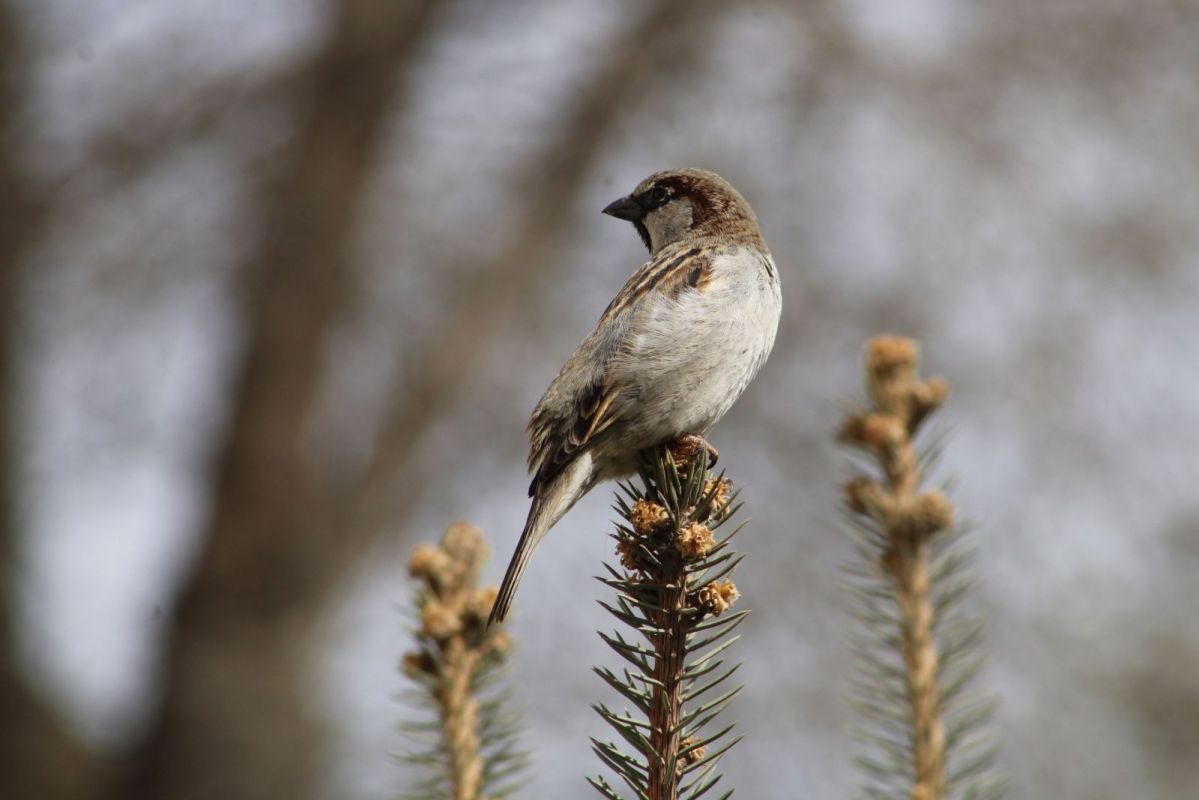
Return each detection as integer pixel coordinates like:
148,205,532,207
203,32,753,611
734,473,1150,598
597,243,708,322
527,378,621,494
526,243,713,494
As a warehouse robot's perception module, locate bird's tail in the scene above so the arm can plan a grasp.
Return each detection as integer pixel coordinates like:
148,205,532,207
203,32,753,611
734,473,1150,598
489,455,594,626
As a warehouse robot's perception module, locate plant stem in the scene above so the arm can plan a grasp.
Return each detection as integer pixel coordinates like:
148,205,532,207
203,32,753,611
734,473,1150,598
883,408,948,800
881,370,946,800
887,537,946,800
402,522,520,800
648,548,687,800
842,336,1001,800
592,449,743,800
439,639,483,800
842,336,954,800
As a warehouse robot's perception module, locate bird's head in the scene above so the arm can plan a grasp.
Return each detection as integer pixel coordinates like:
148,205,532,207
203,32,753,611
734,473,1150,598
602,168,761,255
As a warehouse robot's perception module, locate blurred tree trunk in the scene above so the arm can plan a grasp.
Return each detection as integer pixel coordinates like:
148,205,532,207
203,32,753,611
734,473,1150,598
131,0,717,797
0,5,106,799
343,0,717,575
127,1,438,798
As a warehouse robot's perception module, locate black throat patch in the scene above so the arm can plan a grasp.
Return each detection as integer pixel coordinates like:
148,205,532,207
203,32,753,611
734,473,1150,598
632,219,652,252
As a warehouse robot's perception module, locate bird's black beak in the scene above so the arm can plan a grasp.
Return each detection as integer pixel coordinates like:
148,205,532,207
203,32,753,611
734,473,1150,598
602,195,642,222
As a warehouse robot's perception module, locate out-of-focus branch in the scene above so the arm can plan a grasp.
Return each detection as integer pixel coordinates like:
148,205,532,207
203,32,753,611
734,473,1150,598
0,4,108,798
840,337,1001,800
40,62,301,202
841,338,952,799
338,0,721,579
127,2,439,798
401,523,522,800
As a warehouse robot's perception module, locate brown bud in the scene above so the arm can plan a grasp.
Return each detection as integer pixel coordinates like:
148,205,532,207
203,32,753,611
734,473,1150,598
912,377,949,410
675,521,716,559
696,579,740,616
678,735,706,771
837,414,867,445
844,477,884,515
629,498,671,536
906,489,955,538
420,599,462,642
440,521,488,575
840,413,903,452
465,586,499,623
401,651,437,677
703,477,732,520
408,544,451,587
909,377,950,431
616,537,642,572
866,335,918,378
486,630,512,657
865,336,919,413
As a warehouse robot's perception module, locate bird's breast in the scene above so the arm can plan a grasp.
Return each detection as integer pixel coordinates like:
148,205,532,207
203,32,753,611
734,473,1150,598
612,245,780,442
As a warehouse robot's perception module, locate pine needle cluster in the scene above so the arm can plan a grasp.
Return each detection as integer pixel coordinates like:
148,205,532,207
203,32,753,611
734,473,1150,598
590,446,747,800
401,522,527,800
839,337,1002,800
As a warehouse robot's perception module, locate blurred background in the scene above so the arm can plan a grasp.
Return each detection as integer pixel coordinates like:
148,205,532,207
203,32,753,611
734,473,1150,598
2,0,1198,797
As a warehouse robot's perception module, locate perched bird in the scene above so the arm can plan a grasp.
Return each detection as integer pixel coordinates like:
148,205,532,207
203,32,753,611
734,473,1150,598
489,168,781,624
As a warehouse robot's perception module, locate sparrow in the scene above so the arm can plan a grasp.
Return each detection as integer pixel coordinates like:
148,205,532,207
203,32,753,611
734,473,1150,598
489,168,781,624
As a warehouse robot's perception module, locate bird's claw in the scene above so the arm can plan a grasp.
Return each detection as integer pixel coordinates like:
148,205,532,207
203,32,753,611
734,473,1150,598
667,434,719,468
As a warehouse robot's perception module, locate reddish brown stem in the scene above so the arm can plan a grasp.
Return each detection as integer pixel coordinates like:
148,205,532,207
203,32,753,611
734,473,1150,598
647,548,688,800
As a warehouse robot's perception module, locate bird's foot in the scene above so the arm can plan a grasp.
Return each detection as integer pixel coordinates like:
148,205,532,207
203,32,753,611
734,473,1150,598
666,434,719,468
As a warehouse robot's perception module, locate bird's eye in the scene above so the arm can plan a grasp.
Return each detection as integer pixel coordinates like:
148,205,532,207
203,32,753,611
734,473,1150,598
646,185,671,208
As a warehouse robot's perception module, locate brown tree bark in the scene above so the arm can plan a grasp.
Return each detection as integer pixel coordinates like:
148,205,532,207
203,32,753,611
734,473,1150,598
127,2,438,798
0,3,109,796
132,1,720,797
0,4,110,798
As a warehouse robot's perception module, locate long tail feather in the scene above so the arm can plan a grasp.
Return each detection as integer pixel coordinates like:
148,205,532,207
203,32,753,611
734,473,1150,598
489,455,595,626
489,497,545,626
